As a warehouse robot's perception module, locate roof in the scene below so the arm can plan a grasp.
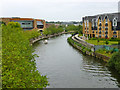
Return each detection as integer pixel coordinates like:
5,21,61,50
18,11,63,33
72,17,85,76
83,12,120,22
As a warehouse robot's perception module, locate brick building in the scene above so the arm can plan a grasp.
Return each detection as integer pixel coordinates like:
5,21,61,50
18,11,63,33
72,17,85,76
0,17,46,31
82,12,120,39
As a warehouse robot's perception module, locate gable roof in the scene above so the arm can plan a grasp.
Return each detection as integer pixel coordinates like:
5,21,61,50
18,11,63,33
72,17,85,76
83,12,120,22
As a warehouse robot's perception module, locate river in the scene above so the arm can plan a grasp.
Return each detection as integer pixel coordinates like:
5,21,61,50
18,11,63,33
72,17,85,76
33,34,120,88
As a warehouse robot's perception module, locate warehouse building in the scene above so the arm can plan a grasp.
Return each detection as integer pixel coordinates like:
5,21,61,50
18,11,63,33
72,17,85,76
0,17,46,31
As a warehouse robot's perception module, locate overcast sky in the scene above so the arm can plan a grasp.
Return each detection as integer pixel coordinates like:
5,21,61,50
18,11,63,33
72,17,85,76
0,0,120,21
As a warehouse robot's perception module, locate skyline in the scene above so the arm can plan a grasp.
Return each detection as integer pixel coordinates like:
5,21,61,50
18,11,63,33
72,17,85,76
0,0,120,22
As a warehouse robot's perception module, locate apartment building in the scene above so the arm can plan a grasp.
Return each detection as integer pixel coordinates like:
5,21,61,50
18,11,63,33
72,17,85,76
0,17,46,31
82,13,120,39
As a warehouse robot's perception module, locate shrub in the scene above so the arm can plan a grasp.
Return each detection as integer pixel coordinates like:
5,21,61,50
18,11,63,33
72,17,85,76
2,22,48,88
108,51,120,74
43,24,64,35
106,40,109,45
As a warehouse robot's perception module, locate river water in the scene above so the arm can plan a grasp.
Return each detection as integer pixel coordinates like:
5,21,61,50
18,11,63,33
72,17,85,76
33,34,120,88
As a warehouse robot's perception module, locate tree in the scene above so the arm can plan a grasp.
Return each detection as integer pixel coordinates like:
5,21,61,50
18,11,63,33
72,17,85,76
106,40,109,45
108,51,120,74
2,22,48,88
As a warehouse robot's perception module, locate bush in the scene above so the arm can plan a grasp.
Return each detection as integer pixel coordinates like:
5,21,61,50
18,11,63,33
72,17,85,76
65,25,83,34
2,22,48,88
108,51,120,74
43,24,64,35
23,30,41,40
106,40,109,45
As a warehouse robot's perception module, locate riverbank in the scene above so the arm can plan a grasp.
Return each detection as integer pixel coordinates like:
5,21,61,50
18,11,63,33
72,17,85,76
30,31,74,45
67,35,110,62
33,34,120,88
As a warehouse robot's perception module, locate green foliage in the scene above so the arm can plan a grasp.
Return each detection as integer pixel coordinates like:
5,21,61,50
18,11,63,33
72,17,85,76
43,25,64,35
67,36,92,55
108,51,120,74
23,30,41,40
65,25,83,34
0,21,6,26
97,39,100,43
106,40,109,45
2,22,48,88
109,37,120,41
7,22,21,28
95,48,118,57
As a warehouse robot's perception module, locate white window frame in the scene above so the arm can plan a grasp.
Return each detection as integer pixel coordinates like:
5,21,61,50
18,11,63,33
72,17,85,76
113,18,117,26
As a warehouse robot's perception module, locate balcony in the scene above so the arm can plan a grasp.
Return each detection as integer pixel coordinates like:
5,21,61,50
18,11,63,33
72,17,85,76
105,23,108,26
105,27,108,30
105,35,108,38
99,27,102,30
99,35,101,38
99,23,102,26
105,31,108,34
99,31,101,34
113,31,117,34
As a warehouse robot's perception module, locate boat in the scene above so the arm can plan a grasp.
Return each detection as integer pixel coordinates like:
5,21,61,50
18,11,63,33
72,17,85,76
44,40,48,44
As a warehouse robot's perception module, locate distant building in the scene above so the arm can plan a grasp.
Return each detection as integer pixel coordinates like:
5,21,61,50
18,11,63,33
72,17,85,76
79,21,83,26
61,22,74,27
82,12,120,39
46,23,60,28
0,17,46,31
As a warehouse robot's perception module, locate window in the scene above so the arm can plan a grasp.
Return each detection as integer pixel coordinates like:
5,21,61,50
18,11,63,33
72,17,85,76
105,31,108,34
113,31,117,34
105,35,108,38
113,18,117,26
37,21,44,28
105,16,108,23
102,34,104,37
11,20,34,29
84,20,86,27
99,27,102,30
99,35,101,38
105,27,108,30
87,20,89,27
99,16,102,23
92,19,94,27
113,35,117,38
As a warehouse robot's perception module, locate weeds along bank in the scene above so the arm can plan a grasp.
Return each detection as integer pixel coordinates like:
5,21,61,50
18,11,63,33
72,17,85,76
2,22,48,88
67,36,120,74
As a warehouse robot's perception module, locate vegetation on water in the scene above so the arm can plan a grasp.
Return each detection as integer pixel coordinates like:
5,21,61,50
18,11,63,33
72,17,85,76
2,22,48,88
43,24,64,35
108,51,120,74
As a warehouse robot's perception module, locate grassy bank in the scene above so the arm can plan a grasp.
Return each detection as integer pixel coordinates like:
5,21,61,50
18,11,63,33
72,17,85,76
86,40,118,45
67,37,92,55
68,35,120,74
2,22,48,88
